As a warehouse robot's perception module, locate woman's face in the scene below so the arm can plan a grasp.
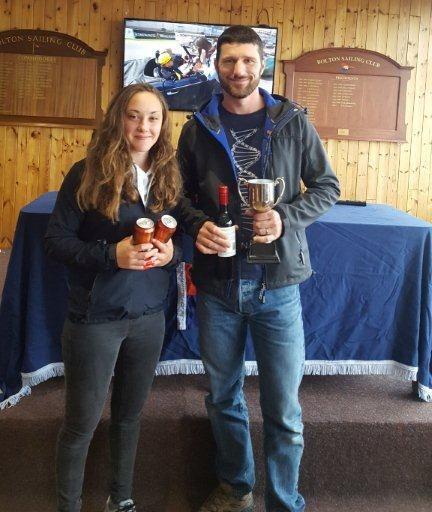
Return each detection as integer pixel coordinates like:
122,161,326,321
123,91,164,165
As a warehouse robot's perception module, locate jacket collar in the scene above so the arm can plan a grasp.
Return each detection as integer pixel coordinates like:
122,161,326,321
195,88,301,131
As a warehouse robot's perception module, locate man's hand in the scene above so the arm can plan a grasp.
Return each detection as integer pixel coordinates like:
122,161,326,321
195,221,234,254
248,209,283,244
116,236,156,270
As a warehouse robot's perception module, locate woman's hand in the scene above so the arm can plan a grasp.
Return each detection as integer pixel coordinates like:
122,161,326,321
146,238,174,268
115,236,157,270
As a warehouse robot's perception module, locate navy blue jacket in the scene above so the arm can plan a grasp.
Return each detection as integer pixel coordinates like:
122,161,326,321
45,160,184,323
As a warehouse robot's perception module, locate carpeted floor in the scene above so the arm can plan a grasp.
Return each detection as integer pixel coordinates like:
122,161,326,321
1,248,432,511
1,374,432,511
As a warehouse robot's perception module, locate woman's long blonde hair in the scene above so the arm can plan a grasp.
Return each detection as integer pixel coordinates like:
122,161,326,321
76,83,182,221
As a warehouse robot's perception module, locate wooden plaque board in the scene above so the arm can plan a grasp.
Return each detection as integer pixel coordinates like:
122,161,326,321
283,48,412,142
0,30,107,128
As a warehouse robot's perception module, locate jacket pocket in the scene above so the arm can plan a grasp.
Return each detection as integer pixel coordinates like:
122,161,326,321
88,270,132,319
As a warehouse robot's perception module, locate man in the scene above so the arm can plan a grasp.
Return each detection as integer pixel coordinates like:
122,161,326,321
177,25,340,512
194,35,216,67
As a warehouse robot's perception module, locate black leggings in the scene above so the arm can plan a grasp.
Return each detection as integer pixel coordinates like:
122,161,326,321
56,311,165,512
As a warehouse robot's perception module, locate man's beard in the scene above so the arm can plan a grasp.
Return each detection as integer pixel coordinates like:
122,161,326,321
218,74,261,99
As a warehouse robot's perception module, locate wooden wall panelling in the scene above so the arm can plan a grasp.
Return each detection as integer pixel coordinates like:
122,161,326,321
37,127,52,195
2,0,432,249
60,131,74,187
256,0,273,26
335,0,348,47
156,0,167,21
334,0,349,200
22,0,34,27
376,0,391,205
0,124,6,242
26,127,41,204
345,0,359,48
313,0,326,50
410,0,422,17
33,0,45,29
187,0,199,24
302,0,316,55
109,1,123,102
240,0,253,25
291,1,305,59
356,0,370,49
0,1,10,243
346,140,359,199
421,7,432,222
385,2,401,207
123,0,133,18
165,0,179,21
345,1,361,199
277,0,294,95
49,128,63,190
219,0,232,24
355,0,369,203
55,0,68,33
99,1,112,111
322,0,339,186
323,0,337,48
394,1,411,212
76,0,93,173
89,0,101,50
413,1,432,220
14,128,29,221
363,0,379,203
2,127,19,247
407,9,425,216
1,0,11,25
401,11,420,215
272,0,284,96
132,0,145,21
66,0,78,36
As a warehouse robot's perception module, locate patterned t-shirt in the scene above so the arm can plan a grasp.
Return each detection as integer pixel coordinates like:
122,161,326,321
219,105,266,280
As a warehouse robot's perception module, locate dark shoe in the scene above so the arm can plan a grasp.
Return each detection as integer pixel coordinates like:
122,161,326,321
104,496,136,512
198,483,254,512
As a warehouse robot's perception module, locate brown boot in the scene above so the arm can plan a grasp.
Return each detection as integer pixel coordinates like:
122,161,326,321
198,483,254,512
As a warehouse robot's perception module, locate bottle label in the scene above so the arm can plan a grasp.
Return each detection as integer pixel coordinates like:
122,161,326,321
218,226,236,257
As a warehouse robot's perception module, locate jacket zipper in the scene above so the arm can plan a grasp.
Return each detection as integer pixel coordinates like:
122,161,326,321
295,232,305,265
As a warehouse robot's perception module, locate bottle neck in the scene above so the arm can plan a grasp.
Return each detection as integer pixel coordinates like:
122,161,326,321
219,186,229,210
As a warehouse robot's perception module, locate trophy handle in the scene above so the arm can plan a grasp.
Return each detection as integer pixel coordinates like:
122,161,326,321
237,177,250,206
273,177,285,206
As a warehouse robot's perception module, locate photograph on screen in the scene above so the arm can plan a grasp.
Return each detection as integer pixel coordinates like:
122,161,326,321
123,19,278,111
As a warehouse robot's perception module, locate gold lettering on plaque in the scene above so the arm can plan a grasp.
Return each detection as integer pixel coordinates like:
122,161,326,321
338,128,349,135
316,55,381,68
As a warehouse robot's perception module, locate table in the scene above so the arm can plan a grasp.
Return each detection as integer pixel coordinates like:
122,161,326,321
1,192,431,408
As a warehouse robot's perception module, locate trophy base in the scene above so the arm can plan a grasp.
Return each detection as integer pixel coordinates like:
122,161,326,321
247,242,280,264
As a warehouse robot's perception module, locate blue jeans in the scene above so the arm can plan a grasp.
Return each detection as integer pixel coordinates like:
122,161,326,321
197,281,306,512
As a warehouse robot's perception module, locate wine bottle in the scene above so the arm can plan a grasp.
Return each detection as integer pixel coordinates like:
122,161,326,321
217,185,236,257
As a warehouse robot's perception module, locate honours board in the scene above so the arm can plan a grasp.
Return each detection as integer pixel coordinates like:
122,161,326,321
0,30,106,128
283,48,412,142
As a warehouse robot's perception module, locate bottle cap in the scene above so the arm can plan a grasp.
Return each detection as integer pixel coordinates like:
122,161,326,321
219,185,228,205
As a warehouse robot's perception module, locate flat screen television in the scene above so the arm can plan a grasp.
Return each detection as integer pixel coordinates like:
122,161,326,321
123,18,278,111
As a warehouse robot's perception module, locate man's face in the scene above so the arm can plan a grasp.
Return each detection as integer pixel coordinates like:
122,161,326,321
215,43,264,99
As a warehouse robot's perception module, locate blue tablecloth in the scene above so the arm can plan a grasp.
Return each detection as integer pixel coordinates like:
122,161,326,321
1,192,431,407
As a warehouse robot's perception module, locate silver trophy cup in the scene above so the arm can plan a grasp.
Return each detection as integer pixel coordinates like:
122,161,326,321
238,178,285,264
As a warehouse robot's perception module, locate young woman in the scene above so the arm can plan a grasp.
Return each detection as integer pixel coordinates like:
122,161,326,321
45,83,184,512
